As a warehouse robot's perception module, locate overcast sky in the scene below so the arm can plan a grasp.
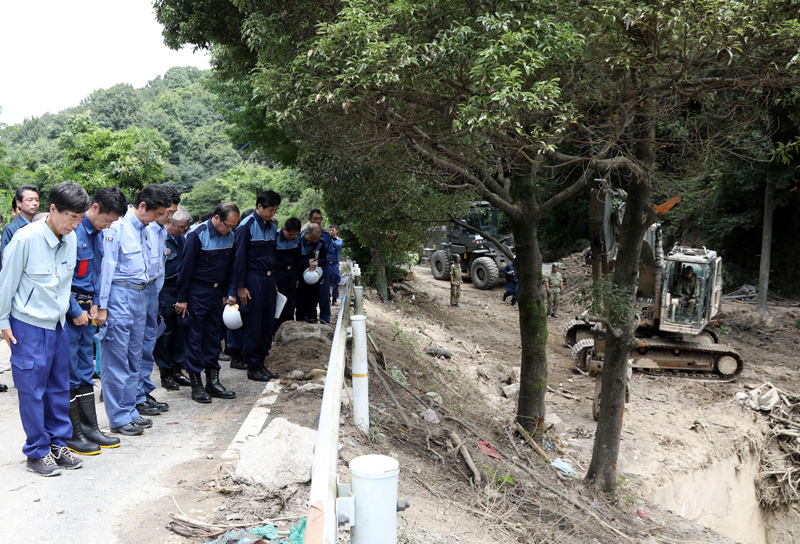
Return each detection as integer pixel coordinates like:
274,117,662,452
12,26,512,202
0,1,210,126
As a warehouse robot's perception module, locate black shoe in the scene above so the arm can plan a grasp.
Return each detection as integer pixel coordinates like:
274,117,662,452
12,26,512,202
503,293,509,301
248,366,278,382
132,416,152,428
552,313,559,318
146,393,169,412
205,369,236,399
229,348,247,370
50,445,83,470
218,350,231,362
0,383,7,393
190,373,212,404
26,452,62,476
511,300,516,306
135,402,161,416
173,365,192,387
160,367,179,390
65,391,101,456
76,385,120,449
110,423,143,436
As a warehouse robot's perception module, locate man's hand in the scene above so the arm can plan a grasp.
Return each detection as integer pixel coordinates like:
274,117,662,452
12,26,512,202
73,311,90,326
89,304,99,321
238,287,251,306
308,259,318,271
95,308,108,327
175,302,188,317
2,328,16,346
226,296,237,305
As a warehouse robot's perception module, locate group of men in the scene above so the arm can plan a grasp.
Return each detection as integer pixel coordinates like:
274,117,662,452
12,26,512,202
0,182,343,477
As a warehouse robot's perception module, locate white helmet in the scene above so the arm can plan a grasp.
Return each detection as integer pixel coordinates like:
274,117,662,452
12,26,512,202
303,267,323,285
223,304,243,330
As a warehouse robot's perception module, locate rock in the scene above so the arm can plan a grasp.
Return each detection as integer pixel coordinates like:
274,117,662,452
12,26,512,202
421,409,440,424
425,347,452,359
275,322,334,345
508,369,518,384
502,383,520,400
312,374,326,384
405,272,416,281
288,370,306,381
236,417,317,491
290,383,299,390
544,413,564,435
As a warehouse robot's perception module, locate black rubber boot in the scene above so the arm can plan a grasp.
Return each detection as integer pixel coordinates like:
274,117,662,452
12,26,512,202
76,386,120,449
205,369,236,399
66,390,101,456
229,348,247,370
160,366,179,390
173,364,192,387
189,373,212,404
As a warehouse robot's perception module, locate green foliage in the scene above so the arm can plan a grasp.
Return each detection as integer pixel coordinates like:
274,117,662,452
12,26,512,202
83,83,143,130
573,276,636,330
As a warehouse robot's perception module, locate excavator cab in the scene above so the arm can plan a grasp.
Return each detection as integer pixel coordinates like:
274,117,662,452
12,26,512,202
659,247,720,335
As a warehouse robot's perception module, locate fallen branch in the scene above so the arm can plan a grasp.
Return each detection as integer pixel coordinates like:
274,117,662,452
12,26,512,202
504,426,535,471
449,430,481,486
513,421,550,462
368,352,413,430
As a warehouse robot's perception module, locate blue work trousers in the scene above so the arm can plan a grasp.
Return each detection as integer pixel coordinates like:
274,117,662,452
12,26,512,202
274,269,297,333
67,294,96,390
505,281,518,304
10,317,71,459
326,262,341,303
240,272,276,369
154,278,184,369
318,273,331,323
97,284,147,428
183,282,225,374
227,326,243,351
297,277,322,322
136,282,159,403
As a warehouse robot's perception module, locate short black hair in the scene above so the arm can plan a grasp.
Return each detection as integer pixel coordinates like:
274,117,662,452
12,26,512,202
257,190,281,209
15,184,39,204
214,202,240,222
199,212,213,223
92,186,128,217
162,186,181,205
48,181,90,214
11,200,17,212
241,208,256,220
284,217,301,232
308,208,322,219
134,185,171,211
328,223,338,229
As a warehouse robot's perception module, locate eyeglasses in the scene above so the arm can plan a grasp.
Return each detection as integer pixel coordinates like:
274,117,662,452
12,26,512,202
223,221,238,231
173,224,190,231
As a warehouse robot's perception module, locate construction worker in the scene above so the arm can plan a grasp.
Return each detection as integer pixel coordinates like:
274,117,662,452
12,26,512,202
545,263,563,318
326,224,343,305
307,210,332,323
275,217,302,332
296,224,327,322
675,267,700,318
450,254,462,308
503,262,518,305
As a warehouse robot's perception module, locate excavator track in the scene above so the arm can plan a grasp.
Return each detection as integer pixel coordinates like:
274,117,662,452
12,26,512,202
571,337,743,379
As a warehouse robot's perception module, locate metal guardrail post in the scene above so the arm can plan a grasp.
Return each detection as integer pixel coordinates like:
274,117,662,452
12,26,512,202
350,315,369,435
353,286,364,316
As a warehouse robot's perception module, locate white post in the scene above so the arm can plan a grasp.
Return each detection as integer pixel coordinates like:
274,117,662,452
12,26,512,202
351,315,369,435
354,286,364,316
350,455,400,544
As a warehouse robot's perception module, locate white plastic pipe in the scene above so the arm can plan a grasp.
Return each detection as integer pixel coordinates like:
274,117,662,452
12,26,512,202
350,455,400,544
351,315,369,435
354,286,364,316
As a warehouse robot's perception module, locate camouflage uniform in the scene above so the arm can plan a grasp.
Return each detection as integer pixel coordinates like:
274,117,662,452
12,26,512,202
675,273,700,317
545,270,563,315
450,262,462,306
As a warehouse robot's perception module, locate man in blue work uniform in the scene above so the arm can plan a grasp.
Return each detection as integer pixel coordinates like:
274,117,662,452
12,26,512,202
153,206,193,390
65,187,128,455
307,210,332,323
225,208,255,370
274,217,302,333
326,224,343,306
235,191,281,382
0,184,40,255
176,202,240,403
97,185,170,436
503,262,518,306
296,224,327,323
0,181,91,476
135,187,180,416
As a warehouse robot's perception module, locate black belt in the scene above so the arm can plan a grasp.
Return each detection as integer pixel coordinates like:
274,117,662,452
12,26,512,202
194,280,223,288
111,280,146,291
247,269,273,276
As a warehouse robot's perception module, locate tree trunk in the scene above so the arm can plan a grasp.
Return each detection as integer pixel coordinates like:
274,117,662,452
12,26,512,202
510,164,549,439
757,165,775,315
370,247,389,301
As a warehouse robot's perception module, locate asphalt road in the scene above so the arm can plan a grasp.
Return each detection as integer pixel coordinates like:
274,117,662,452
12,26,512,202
0,341,276,544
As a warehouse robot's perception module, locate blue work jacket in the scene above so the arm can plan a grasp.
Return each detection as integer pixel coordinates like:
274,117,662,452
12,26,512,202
98,207,151,309
68,213,102,319
176,218,235,302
